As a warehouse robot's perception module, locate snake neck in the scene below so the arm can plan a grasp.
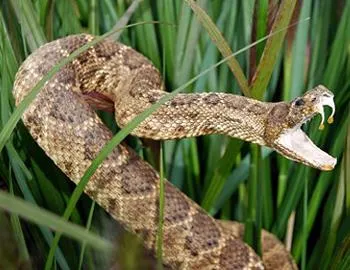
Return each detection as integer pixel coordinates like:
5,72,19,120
116,91,272,146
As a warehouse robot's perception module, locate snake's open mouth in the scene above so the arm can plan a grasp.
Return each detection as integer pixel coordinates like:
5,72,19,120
276,94,337,171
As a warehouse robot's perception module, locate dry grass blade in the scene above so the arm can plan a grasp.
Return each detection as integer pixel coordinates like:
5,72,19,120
250,0,297,100
185,0,250,96
110,0,143,41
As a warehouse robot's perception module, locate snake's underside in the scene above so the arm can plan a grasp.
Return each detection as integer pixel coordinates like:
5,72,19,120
13,34,337,269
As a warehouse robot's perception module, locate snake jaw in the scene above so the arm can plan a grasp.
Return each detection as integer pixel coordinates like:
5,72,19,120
275,91,337,171
275,127,337,171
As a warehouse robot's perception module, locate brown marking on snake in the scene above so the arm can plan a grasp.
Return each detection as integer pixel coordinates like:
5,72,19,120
222,115,243,124
122,47,151,69
201,127,216,134
269,103,290,123
170,96,187,107
189,111,199,119
25,114,43,139
247,103,269,115
187,94,200,105
84,147,96,160
147,94,159,104
129,84,143,98
85,187,99,199
219,221,298,270
93,41,120,60
219,238,251,269
223,96,245,110
119,158,157,195
185,212,221,255
55,66,77,86
164,184,191,224
203,93,220,105
106,198,120,213
175,125,185,133
63,161,73,172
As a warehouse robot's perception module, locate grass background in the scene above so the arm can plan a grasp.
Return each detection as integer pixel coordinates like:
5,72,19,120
0,0,349,269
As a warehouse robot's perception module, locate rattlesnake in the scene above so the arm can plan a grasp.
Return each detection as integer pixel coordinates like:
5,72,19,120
13,34,336,269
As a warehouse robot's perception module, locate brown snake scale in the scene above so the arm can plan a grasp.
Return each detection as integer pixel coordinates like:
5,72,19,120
13,33,320,269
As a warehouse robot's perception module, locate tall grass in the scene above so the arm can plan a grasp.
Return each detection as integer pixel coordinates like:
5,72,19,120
0,1,349,269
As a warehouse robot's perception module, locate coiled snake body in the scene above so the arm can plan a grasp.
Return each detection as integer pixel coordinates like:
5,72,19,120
13,34,336,269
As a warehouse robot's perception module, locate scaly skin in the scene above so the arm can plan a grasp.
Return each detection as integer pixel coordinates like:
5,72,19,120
13,34,335,269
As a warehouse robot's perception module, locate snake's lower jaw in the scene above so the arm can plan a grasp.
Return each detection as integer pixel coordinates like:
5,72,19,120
275,127,337,171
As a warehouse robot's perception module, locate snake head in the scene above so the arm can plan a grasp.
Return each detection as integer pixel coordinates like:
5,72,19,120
265,85,336,171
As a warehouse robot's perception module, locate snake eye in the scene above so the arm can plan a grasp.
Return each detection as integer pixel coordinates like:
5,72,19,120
295,98,305,106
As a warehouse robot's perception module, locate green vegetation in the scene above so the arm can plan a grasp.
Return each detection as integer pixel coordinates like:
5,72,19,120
0,0,349,269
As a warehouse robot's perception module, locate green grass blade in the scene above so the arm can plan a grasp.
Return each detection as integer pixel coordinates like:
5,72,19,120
89,0,99,35
330,232,350,270
77,201,95,270
345,122,350,217
156,0,176,84
55,0,82,36
261,155,273,229
0,191,112,251
250,0,297,99
174,2,192,84
185,0,250,96
255,0,268,59
301,172,308,270
201,140,242,210
319,161,345,268
175,1,202,87
244,144,262,255
8,168,30,264
110,0,143,41
291,114,349,260
289,0,312,98
291,81,350,259
133,1,160,68
156,143,165,270
10,0,47,50
323,1,350,89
